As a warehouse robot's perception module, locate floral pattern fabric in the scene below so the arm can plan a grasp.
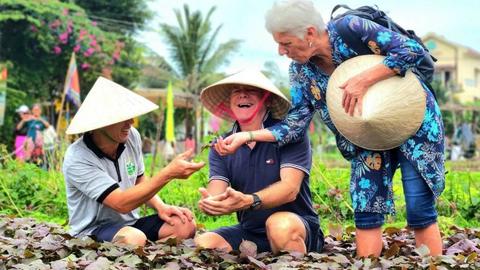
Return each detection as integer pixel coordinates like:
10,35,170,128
267,15,445,215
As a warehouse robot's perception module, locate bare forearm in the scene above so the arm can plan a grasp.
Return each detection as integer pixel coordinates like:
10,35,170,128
254,180,299,209
16,121,25,130
251,168,303,209
105,170,171,213
250,129,276,143
146,194,165,211
207,180,228,196
364,64,397,86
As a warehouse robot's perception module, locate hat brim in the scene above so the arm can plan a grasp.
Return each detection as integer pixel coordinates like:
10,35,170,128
200,70,291,122
326,55,426,150
66,77,159,135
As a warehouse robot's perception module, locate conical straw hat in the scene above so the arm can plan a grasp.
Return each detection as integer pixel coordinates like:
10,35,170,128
200,70,291,122
327,55,426,150
66,77,159,134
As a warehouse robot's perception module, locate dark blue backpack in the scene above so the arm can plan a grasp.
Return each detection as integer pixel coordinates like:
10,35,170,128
331,5,437,98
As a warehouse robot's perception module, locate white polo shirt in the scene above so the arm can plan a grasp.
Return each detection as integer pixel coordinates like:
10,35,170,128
62,127,145,236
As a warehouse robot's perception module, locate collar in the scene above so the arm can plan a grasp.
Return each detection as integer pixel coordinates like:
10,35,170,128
83,132,126,161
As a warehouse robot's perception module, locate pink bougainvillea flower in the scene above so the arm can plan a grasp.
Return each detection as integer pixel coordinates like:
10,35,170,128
30,25,38,32
67,20,73,34
49,19,61,30
81,63,90,70
53,46,62,55
91,21,97,26
59,32,69,44
73,44,81,52
83,47,95,57
63,8,69,16
89,39,97,47
79,29,88,38
113,51,121,61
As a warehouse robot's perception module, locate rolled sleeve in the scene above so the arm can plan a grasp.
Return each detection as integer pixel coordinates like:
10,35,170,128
279,134,312,176
208,148,230,184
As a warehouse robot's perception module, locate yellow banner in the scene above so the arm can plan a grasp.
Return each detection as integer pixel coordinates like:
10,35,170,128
165,81,175,142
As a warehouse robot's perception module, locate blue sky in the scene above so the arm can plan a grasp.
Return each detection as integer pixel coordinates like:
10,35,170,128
136,0,480,77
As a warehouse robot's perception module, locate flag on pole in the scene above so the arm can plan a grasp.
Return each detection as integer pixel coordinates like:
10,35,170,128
165,81,175,142
1,66,6,81
63,52,81,107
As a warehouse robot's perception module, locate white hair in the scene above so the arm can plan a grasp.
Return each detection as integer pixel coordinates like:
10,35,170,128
265,0,325,39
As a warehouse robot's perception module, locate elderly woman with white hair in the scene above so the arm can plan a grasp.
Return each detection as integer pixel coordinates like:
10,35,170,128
214,0,445,257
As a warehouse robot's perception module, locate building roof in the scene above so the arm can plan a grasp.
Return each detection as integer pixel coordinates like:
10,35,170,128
134,88,197,109
423,32,480,59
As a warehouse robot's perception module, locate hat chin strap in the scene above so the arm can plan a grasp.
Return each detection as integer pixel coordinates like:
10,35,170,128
216,92,271,125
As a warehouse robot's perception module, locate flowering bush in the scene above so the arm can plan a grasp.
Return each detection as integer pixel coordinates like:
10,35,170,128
28,6,121,72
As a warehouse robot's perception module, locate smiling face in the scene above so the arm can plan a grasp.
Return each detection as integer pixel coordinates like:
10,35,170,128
19,111,31,120
100,118,134,144
32,105,42,118
273,32,312,64
229,87,268,124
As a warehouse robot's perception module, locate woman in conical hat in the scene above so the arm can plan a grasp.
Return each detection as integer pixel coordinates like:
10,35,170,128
214,0,444,257
63,77,204,246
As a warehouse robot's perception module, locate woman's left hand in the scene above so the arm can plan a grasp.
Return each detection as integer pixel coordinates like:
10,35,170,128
339,73,371,116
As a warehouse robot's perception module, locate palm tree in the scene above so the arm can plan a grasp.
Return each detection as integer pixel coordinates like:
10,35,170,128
159,4,241,143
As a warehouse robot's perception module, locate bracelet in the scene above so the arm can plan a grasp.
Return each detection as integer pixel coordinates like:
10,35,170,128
246,131,255,144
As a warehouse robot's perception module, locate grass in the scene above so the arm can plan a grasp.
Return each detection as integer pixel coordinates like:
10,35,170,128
0,144,479,235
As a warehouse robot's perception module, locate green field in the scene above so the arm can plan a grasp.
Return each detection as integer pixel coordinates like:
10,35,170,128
1,148,478,235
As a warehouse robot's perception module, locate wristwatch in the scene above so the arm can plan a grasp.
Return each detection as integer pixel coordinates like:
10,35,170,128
250,193,262,210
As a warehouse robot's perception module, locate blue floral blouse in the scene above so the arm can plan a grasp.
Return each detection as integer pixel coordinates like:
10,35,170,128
267,15,445,215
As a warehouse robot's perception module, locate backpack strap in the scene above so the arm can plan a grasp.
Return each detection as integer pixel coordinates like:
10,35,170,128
330,4,353,19
334,18,371,55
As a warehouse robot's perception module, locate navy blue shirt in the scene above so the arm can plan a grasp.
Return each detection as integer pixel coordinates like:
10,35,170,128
209,114,318,234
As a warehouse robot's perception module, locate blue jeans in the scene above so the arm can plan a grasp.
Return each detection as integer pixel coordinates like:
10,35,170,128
355,150,438,229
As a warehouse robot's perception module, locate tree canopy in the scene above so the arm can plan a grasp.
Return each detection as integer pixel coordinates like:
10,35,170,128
0,0,150,148
159,4,242,94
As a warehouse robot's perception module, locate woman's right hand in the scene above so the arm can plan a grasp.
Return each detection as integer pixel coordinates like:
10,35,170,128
214,132,249,156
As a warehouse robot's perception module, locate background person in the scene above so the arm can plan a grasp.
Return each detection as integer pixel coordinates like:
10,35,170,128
213,0,445,257
13,104,32,161
25,103,50,165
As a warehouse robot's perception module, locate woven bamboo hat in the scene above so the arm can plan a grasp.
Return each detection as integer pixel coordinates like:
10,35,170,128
326,55,426,150
66,77,158,135
200,70,291,122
